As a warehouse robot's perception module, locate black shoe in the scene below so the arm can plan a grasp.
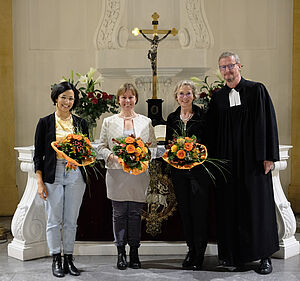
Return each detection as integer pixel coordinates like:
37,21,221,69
129,246,141,269
191,255,204,271
117,246,128,270
257,258,272,275
64,254,80,276
182,248,194,269
52,253,64,278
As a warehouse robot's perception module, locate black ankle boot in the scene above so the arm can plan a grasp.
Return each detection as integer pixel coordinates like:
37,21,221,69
182,246,195,269
52,253,64,278
191,242,206,271
129,246,141,269
117,246,127,270
64,254,80,276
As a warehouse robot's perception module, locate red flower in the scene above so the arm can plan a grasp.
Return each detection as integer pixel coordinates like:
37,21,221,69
102,92,108,100
108,94,114,100
210,88,219,95
96,93,101,98
200,92,207,98
88,92,94,98
91,97,98,104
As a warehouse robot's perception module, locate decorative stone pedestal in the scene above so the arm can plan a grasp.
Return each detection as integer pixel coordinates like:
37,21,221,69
272,145,300,259
8,146,48,260
8,145,299,260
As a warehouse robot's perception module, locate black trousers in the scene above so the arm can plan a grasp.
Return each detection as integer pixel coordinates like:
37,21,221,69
111,200,144,247
171,166,210,252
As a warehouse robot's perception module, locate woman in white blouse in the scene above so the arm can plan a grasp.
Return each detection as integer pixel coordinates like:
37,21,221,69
98,83,157,270
34,82,88,278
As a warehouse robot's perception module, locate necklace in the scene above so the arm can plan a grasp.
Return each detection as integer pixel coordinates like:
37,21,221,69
119,113,136,120
55,111,71,121
180,112,193,122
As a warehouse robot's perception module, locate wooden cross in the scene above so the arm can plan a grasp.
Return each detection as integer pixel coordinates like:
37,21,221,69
132,12,178,99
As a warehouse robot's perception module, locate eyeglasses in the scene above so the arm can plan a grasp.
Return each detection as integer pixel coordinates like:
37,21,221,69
178,92,192,98
219,63,238,71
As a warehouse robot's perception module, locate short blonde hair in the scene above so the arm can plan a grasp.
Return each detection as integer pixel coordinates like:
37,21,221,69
116,83,139,104
173,80,197,101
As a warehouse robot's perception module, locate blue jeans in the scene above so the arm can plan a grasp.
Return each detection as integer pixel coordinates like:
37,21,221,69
45,159,86,255
111,200,144,247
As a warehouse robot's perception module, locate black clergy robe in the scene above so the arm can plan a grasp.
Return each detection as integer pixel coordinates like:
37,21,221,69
207,77,280,265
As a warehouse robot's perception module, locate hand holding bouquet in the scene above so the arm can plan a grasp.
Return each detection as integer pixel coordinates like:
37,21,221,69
112,135,151,175
51,133,96,171
163,136,207,169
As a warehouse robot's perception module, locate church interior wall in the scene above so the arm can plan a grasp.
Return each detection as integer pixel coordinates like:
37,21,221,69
9,0,294,213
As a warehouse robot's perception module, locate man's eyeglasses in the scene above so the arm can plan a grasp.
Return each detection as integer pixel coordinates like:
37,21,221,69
219,63,238,71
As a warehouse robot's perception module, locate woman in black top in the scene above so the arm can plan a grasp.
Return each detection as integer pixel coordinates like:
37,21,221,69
166,80,210,270
34,82,88,278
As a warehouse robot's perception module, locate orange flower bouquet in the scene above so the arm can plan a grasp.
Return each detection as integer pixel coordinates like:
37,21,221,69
51,133,96,171
112,135,151,175
163,135,208,169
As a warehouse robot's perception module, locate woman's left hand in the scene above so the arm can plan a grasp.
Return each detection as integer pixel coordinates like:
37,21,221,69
66,162,78,170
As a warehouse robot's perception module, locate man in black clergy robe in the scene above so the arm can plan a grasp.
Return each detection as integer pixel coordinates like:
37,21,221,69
208,51,279,275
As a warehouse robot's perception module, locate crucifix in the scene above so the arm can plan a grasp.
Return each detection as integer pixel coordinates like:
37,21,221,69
132,12,178,126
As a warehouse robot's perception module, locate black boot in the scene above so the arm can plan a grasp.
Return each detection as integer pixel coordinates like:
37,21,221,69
129,246,141,269
191,242,206,271
52,253,64,278
182,246,195,269
64,254,80,276
257,258,272,274
117,246,127,270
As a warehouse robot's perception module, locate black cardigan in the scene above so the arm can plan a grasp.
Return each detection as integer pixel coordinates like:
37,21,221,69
166,104,207,146
33,113,89,184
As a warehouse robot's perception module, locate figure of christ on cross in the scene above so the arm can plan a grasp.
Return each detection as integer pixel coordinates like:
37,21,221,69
132,12,178,99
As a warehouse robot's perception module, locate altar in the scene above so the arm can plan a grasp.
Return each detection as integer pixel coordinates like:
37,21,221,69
8,145,299,260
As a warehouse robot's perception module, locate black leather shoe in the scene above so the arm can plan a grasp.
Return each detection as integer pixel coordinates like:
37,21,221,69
182,249,194,269
257,258,272,275
117,246,128,270
64,254,80,276
129,246,141,269
52,253,64,278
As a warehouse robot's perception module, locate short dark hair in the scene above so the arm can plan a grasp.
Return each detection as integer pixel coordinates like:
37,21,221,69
50,81,79,110
116,83,139,104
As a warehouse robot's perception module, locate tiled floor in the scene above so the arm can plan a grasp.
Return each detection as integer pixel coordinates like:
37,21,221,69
1,216,300,281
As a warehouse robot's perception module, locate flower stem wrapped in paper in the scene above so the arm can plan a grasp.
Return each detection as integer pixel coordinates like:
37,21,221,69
51,133,96,171
112,135,151,175
163,134,229,183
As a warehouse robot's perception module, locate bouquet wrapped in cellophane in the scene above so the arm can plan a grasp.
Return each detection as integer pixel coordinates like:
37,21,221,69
112,135,151,175
163,136,207,169
51,133,96,171
163,134,229,183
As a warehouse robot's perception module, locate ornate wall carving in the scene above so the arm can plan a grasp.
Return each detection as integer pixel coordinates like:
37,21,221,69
179,0,214,49
95,0,127,49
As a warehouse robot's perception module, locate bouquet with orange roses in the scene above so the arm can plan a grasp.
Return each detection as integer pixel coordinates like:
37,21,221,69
163,135,208,169
51,133,96,171
112,135,151,175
